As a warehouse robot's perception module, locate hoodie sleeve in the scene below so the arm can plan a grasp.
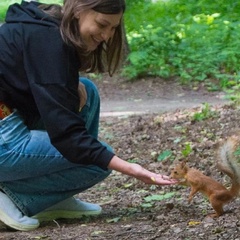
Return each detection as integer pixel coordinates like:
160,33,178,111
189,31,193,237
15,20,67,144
21,24,115,169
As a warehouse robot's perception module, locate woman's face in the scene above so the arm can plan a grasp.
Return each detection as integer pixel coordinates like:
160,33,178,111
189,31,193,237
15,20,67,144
77,9,122,51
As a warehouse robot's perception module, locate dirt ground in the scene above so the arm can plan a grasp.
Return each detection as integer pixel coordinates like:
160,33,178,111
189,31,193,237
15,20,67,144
1,76,240,240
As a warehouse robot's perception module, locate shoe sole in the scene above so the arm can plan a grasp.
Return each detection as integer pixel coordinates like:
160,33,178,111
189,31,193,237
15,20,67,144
0,209,39,231
33,209,102,222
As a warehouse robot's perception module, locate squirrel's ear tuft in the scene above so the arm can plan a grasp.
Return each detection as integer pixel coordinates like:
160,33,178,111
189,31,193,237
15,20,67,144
181,161,189,172
180,161,186,167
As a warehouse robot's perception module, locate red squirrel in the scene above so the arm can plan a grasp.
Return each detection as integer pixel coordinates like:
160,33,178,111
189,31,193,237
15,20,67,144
170,134,240,217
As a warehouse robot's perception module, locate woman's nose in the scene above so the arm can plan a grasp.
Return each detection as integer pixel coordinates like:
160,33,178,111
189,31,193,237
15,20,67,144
101,29,113,42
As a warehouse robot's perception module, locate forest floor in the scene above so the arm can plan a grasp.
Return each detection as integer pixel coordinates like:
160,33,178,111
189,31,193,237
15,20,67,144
1,76,240,240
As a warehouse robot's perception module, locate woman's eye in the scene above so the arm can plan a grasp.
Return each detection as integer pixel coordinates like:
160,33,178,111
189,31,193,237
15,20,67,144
97,22,105,28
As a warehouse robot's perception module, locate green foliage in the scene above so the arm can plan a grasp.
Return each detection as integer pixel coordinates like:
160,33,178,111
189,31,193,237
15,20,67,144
127,158,139,163
144,192,175,202
157,150,172,161
0,0,17,22
106,217,121,223
181,142,192,157
192,103,217,121
124,0,240,88
225,82,240,107
0,0,62,22
142,192,176,209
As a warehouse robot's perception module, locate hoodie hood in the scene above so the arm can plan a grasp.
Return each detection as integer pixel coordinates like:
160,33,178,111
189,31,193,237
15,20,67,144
5,1,60,27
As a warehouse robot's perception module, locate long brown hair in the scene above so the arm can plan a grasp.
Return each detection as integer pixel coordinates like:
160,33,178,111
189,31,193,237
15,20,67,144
39,0,126,75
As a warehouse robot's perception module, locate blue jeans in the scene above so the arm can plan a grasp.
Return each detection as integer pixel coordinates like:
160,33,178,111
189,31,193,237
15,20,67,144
0,78,112,217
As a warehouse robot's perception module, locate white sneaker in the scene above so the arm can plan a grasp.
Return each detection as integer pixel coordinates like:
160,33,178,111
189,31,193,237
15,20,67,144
0,191,39,231
33,197,102,222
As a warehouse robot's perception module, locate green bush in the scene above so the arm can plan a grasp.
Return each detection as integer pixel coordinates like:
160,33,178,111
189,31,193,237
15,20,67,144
124,0,240,88
0,0,19,22
0,0,62,22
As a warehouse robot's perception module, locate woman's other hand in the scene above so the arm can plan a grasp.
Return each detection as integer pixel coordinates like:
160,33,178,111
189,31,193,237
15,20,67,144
78,82,87,111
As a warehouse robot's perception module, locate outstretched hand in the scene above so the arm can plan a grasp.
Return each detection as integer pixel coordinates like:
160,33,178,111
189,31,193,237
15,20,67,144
108,156,178,186
129,163,178,185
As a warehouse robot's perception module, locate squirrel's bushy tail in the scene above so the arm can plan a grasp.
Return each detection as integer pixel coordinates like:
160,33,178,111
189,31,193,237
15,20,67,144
217,135,240,197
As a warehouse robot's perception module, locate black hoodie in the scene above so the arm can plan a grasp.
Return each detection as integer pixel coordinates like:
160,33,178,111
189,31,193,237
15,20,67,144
0,1,114,168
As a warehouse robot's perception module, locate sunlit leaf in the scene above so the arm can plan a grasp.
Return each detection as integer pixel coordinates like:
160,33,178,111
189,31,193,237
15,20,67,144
157,150,172,161
140,203,153,208
91,231,106,236
124,183,133,188
144,192,175,202
188,221,201,226
106,217,121,223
